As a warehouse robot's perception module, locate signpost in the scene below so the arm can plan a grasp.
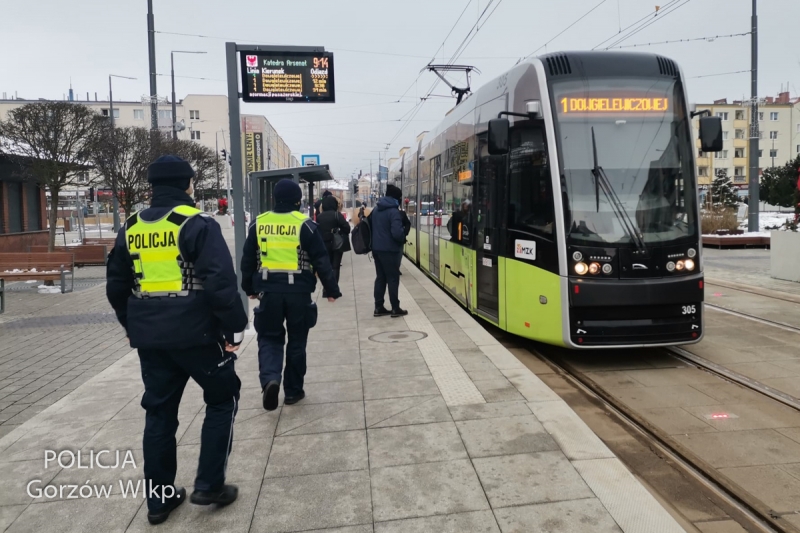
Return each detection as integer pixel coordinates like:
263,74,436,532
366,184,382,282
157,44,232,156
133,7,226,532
302,154,320,166
226,43,335,311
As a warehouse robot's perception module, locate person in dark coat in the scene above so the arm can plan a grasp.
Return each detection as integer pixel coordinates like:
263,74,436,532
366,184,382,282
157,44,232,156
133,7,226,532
241,179,342,411
316,195,351,297
313,189,332,218
106,155,248,524
371,184,408,317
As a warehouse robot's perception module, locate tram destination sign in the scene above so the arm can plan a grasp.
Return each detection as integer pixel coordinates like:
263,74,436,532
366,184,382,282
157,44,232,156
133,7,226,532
241,51,335,103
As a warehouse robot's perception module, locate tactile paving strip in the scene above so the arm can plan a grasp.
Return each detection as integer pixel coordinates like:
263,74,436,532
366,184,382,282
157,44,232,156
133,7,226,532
573,458,687,533
396,283,485,406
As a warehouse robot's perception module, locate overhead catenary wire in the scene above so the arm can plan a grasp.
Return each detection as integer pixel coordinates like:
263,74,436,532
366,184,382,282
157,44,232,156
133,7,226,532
521,0,610,61
592,0,680,50
604,0,693,50
388,0,505,148
607,31,750,49
690,69,750,79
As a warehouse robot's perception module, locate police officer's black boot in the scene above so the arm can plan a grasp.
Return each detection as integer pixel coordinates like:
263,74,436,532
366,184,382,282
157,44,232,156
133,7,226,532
147,487,186,525
190,484,238,507
262,380,280,411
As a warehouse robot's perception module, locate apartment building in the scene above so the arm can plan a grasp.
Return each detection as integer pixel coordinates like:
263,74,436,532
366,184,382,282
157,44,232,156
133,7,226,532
692,91,800,193
0,92,299,191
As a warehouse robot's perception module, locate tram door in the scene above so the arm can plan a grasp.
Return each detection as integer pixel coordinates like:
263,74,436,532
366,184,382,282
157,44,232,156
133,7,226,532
429,156,442,279
474,133,505,318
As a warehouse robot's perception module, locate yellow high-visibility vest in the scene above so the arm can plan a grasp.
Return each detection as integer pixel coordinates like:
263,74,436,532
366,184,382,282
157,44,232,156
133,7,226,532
125,205,202,297
256,211,310,275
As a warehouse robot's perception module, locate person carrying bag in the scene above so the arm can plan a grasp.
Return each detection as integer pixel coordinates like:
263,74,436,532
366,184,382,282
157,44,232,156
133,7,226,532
316,195,351,297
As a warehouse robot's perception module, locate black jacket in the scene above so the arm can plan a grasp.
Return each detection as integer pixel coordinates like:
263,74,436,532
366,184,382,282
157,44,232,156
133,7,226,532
371,196,406,252
106,187,248,350
316,196,351,253
241,203,342,298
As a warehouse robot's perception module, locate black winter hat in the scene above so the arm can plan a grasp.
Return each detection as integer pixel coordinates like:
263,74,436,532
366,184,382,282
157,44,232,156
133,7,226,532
386,184,402,201
274,179,302,205
147,155,194,190
322,189,332,197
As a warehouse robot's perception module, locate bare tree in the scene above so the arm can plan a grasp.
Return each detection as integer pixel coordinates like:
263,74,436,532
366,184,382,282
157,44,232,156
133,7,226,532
92,126,152,219
0,102,105,249
155,137,222,199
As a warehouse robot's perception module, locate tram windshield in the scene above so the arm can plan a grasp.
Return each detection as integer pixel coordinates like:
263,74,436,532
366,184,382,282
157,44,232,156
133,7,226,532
552,77,697,246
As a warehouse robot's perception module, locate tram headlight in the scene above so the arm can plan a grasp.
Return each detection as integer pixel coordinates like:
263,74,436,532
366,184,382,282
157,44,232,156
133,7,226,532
687,248,697,258
666,261,676,272
588,262,601,275
572,251,583,262
685,258,695,271
676,260,685,271
601,263,613,275
574,262,589,275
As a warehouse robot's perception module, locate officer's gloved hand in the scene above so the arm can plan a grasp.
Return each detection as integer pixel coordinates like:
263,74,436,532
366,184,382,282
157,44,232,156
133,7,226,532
224,331,244,352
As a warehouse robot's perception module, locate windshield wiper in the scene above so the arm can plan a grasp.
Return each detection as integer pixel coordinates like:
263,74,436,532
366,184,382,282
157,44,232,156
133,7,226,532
590,127,647,252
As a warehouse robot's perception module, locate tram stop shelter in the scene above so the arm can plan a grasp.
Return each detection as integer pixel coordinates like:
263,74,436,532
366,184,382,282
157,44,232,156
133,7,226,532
250,164,334,218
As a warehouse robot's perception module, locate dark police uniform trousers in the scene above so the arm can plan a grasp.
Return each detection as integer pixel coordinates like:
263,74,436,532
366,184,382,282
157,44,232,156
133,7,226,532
138,341,240,511
254,292,314,396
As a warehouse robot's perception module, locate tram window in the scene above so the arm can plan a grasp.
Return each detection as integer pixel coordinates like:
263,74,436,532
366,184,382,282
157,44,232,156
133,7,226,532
508,126,554,237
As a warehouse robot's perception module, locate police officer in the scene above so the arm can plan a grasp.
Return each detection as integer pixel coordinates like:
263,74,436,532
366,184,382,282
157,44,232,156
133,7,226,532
106,155,248,525
241,179,341,411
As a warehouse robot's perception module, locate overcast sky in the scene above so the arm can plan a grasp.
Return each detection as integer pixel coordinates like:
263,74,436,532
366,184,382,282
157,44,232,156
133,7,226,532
1,0,798,178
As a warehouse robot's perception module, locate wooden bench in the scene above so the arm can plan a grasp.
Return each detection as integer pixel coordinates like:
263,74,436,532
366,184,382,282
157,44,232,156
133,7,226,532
82,238,116,247
29,245,108,266
0,252,75,295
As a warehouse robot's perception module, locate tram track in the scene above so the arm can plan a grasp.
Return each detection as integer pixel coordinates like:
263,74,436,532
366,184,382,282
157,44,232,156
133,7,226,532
530,343,791,533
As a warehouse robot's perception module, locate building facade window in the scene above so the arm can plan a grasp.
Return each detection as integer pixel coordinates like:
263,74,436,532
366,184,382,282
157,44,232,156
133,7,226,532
714,150,728,159
734,148,744,158
133,109,144,120
101,109,120,119
770,149,778,158
76,172,89,184
157,110,172,120
698,167,708,176
191,130,201,140
189,110,200,120
797,144,800,154
735,110,745,120
734,167,744,176
733,175,746,184
759,112,764,121
735,129,744,139
770,112,779,121
758,150,763,157
722,131,729,140
797,123,800,133
698,150,704,158
769,131,778,139
715,112,728,120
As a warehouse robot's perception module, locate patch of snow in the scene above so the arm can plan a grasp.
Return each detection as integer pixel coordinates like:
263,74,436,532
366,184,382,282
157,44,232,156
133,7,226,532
37,286,61,294
739,212,794,232
25,280,37,284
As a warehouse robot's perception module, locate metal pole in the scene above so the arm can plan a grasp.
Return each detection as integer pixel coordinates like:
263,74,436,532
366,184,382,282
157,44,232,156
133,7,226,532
108,76,121,233
75,190,84,242
226,42,248,312
171,52,177,140
147,0,158,133
747,0,760,231
215,133,220,202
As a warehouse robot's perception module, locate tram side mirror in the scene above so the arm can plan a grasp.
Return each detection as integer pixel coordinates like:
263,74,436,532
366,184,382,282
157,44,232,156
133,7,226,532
699,116,723,152
488,118,510,155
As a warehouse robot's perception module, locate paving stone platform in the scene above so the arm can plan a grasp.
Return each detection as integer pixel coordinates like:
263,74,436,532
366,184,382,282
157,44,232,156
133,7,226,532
0,249,686,533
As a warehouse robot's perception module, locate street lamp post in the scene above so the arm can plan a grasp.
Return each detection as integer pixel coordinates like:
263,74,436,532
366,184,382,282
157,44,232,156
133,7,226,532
108,74,137,233
171,51,207,140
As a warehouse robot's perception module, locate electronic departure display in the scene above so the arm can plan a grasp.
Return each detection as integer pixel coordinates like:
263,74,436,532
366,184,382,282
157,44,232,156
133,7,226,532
241,51,335,103
560,97,668,114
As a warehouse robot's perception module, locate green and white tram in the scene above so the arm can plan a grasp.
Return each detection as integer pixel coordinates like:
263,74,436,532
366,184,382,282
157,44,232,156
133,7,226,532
390,51,723,348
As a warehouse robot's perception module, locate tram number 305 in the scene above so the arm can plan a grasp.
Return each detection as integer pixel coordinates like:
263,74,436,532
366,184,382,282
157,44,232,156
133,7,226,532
682,305,697,315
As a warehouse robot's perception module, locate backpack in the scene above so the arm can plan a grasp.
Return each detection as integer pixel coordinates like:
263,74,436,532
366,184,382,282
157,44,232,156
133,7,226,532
351,212,373,255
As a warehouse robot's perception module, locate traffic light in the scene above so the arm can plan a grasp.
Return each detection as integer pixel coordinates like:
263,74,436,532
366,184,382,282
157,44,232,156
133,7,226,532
220,149,227,159
88,187,95,202
353,182,359,195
